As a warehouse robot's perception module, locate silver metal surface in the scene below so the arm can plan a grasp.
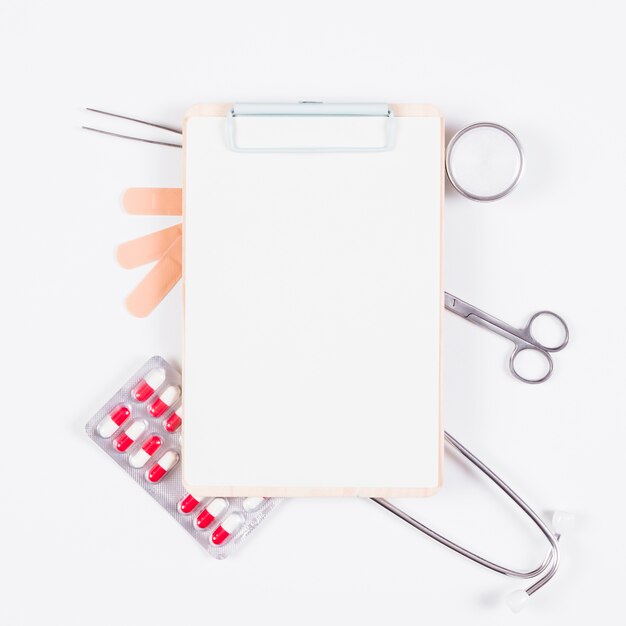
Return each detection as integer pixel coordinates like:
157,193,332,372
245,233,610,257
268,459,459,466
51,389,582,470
445,292,569,384
446,122,524,202
82,108,182,148
372,431,560,597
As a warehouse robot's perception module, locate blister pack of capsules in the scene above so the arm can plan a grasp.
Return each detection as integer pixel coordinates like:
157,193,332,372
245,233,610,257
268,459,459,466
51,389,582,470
85,355,280,558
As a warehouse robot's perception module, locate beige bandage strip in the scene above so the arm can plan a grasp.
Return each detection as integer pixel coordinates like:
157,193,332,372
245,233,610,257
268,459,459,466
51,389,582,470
117,224,182,268
125,236,183,317
123,187,183,215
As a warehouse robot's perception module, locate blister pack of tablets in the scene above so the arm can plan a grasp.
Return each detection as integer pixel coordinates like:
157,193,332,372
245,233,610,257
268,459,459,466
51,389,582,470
85,355,280,558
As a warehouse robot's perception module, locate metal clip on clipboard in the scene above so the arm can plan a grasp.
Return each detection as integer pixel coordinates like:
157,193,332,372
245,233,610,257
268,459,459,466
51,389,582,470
226,102,395,153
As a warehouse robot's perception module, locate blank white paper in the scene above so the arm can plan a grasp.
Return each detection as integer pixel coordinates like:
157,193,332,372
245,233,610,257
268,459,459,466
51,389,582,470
183,110,442,494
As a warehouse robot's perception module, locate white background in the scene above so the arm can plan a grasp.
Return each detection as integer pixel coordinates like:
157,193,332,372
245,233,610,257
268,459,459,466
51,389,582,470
0,1,624,624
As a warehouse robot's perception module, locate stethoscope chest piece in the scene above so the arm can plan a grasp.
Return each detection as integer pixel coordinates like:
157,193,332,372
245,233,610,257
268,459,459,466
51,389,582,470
446,122,524,202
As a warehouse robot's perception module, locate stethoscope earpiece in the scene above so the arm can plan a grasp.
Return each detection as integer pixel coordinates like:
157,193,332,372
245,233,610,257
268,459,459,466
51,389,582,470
506,589,530,613
505,509,573,612
551,509,575,538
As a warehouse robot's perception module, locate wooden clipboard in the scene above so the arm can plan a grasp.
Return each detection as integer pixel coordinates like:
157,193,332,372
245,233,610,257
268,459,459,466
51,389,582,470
182,103,444,497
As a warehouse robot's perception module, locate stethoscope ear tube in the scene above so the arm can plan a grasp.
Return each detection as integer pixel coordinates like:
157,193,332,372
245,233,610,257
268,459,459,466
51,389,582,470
371,431,560,612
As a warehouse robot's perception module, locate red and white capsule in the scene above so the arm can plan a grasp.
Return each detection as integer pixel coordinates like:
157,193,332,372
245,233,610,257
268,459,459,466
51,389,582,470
195,498,228,529
178,493,203,515
164,406,182,432
147,450,179,483
128,435,162,468
133,367,166,402
211,513,243,545
97,405,130,438
149,385,180,418
242,497,267,512
113,421,146,452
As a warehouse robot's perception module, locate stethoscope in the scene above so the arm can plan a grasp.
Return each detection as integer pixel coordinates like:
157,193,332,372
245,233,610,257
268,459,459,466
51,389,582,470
372,432,566,613
371,122,570,612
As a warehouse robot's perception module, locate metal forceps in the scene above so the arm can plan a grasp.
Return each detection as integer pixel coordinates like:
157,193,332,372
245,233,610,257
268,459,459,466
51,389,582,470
445,292,569,384
82,108,182,148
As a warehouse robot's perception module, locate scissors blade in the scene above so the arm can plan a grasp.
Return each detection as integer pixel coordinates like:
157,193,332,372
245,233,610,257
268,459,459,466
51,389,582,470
445,291,535,348
444,292,476,318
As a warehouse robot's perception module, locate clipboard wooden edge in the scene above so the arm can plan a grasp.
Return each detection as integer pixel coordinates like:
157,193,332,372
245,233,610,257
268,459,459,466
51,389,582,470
181,103,445,498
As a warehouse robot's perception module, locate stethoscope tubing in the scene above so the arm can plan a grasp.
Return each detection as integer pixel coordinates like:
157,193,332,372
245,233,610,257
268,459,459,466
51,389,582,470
371,431,560,596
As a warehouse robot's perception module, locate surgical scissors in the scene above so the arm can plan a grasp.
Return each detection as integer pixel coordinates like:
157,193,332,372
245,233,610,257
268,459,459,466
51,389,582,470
445,292,569,384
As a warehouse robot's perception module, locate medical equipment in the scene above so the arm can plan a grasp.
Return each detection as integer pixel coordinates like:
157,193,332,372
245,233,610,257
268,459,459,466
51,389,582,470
82,112,526,210
446,122,524,201
115,188,572,387
372,430,565,612
85,356,280,558
84,113,567,387
116,214,570,386
83,107,571,607
445,292,569,384
82,108,182,147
